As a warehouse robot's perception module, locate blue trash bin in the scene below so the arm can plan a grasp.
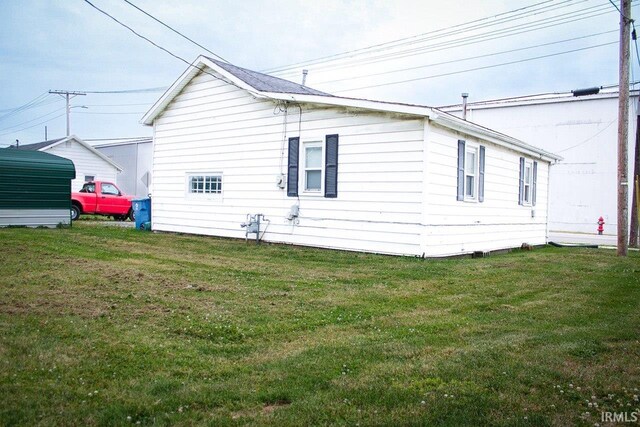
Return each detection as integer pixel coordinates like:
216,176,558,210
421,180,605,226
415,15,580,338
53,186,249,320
132,198,151,230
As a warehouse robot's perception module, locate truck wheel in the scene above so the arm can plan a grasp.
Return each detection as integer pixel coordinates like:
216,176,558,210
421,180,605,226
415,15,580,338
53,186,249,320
128,209,135,222
71,205,80,221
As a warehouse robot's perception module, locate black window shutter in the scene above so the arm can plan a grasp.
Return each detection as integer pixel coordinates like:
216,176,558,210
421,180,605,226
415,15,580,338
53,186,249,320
287,137,299,197
518,157,525,205
457,140,465,201
478,145,486,202
324,134,339,198
532,161,538,206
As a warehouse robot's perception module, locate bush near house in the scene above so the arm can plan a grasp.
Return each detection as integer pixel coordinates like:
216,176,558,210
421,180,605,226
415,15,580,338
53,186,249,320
1,224,639,426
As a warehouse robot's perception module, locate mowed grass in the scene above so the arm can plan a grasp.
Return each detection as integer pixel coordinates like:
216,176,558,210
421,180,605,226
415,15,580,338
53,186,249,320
1,224,639,426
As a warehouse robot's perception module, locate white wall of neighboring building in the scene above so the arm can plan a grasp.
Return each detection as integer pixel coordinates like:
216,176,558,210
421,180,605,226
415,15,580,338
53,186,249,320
94,139,153,197
45,139,120,191
150,68,553,257
442,91,637,244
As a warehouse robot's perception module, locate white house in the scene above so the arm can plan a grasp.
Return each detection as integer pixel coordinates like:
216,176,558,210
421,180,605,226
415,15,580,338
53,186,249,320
15,135,122,192
141,56,560,257
440,88,638,245
92,137,153,197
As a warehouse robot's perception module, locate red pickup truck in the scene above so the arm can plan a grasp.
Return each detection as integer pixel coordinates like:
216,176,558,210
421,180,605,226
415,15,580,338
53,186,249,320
71,181,134,221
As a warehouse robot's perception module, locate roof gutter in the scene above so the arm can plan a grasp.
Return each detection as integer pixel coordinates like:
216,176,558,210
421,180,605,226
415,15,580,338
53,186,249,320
261,92,436,118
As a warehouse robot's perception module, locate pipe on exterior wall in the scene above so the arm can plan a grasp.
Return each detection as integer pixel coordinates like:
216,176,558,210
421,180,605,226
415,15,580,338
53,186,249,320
462,93,469,120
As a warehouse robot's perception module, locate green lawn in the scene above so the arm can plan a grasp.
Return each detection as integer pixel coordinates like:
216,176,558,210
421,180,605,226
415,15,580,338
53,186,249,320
1,224,639,426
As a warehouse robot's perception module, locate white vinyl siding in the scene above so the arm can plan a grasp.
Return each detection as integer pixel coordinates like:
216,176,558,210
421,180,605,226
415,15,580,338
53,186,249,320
152,70,425,256
151,68,551,257
46,141,119,192
422,123,549,256
0,209,71,227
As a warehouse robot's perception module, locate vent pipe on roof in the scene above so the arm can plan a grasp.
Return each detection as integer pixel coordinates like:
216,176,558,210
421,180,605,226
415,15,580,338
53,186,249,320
302,69,308,86
15,139,19,148
462,93,469,120
571,86,601,97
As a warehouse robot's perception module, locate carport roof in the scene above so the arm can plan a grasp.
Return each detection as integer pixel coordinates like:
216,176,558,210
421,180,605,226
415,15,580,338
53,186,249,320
0,148,76,178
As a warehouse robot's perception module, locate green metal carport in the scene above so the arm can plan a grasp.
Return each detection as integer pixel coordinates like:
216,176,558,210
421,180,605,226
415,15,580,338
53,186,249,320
0,148,76,227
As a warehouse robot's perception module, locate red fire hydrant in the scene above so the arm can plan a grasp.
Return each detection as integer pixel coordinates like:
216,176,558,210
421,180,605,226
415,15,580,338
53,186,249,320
597,216,605,235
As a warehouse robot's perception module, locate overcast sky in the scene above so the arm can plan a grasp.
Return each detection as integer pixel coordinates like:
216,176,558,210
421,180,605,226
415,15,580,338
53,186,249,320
0,0,635,147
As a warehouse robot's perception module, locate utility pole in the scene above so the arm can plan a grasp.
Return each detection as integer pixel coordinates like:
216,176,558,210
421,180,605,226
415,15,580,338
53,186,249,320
630,95,640,247
617,0,631,256
48,90,86,136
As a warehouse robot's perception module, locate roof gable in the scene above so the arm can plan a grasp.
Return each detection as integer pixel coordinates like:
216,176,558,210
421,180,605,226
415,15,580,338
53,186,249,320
141,56,561,162
15,136,123,171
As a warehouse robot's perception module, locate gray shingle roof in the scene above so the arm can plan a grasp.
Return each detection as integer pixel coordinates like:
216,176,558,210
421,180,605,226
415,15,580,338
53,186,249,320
11,138,66,151
206,57,332,97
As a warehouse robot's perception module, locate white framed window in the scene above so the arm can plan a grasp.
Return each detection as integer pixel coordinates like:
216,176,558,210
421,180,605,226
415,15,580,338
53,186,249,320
187,173,223,198
464,146,479,200
303,141,323,193
523,161,533,205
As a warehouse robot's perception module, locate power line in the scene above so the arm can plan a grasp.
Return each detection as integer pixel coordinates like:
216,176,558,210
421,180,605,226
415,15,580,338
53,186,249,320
268,0,612,75
556,120,617,153
84,102,153,107
276,2,619,77
609,0,635,21
275,3,617,77
0,113,66,137
75,111,146,115
609,0,623,13
0,107,66,133
79,86,167,94
315,29,618,86
83,0,265,97
0,93,53,122
263,0,569,73
333,41,618,93
83,0,201,71
122,0,228,63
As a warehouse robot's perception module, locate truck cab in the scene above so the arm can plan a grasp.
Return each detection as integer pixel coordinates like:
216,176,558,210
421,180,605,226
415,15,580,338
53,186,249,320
71,181,134,221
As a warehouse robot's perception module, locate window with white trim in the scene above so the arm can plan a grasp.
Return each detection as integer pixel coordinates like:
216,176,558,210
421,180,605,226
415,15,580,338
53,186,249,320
457,140,486,202
523,161,533,205
188,174,222,195
464,146,478,200
303,141,323,193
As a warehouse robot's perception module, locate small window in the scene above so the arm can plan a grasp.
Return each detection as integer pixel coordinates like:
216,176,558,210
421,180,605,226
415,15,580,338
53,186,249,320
523,161,533,205
303,142,323,192
101,183,120,196
188,174,222,195
84,175,94,182
457,140,485,202
464,147,478,200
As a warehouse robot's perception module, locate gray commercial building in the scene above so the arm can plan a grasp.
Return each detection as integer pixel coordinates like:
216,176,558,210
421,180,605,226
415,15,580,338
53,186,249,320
92,138,152,198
